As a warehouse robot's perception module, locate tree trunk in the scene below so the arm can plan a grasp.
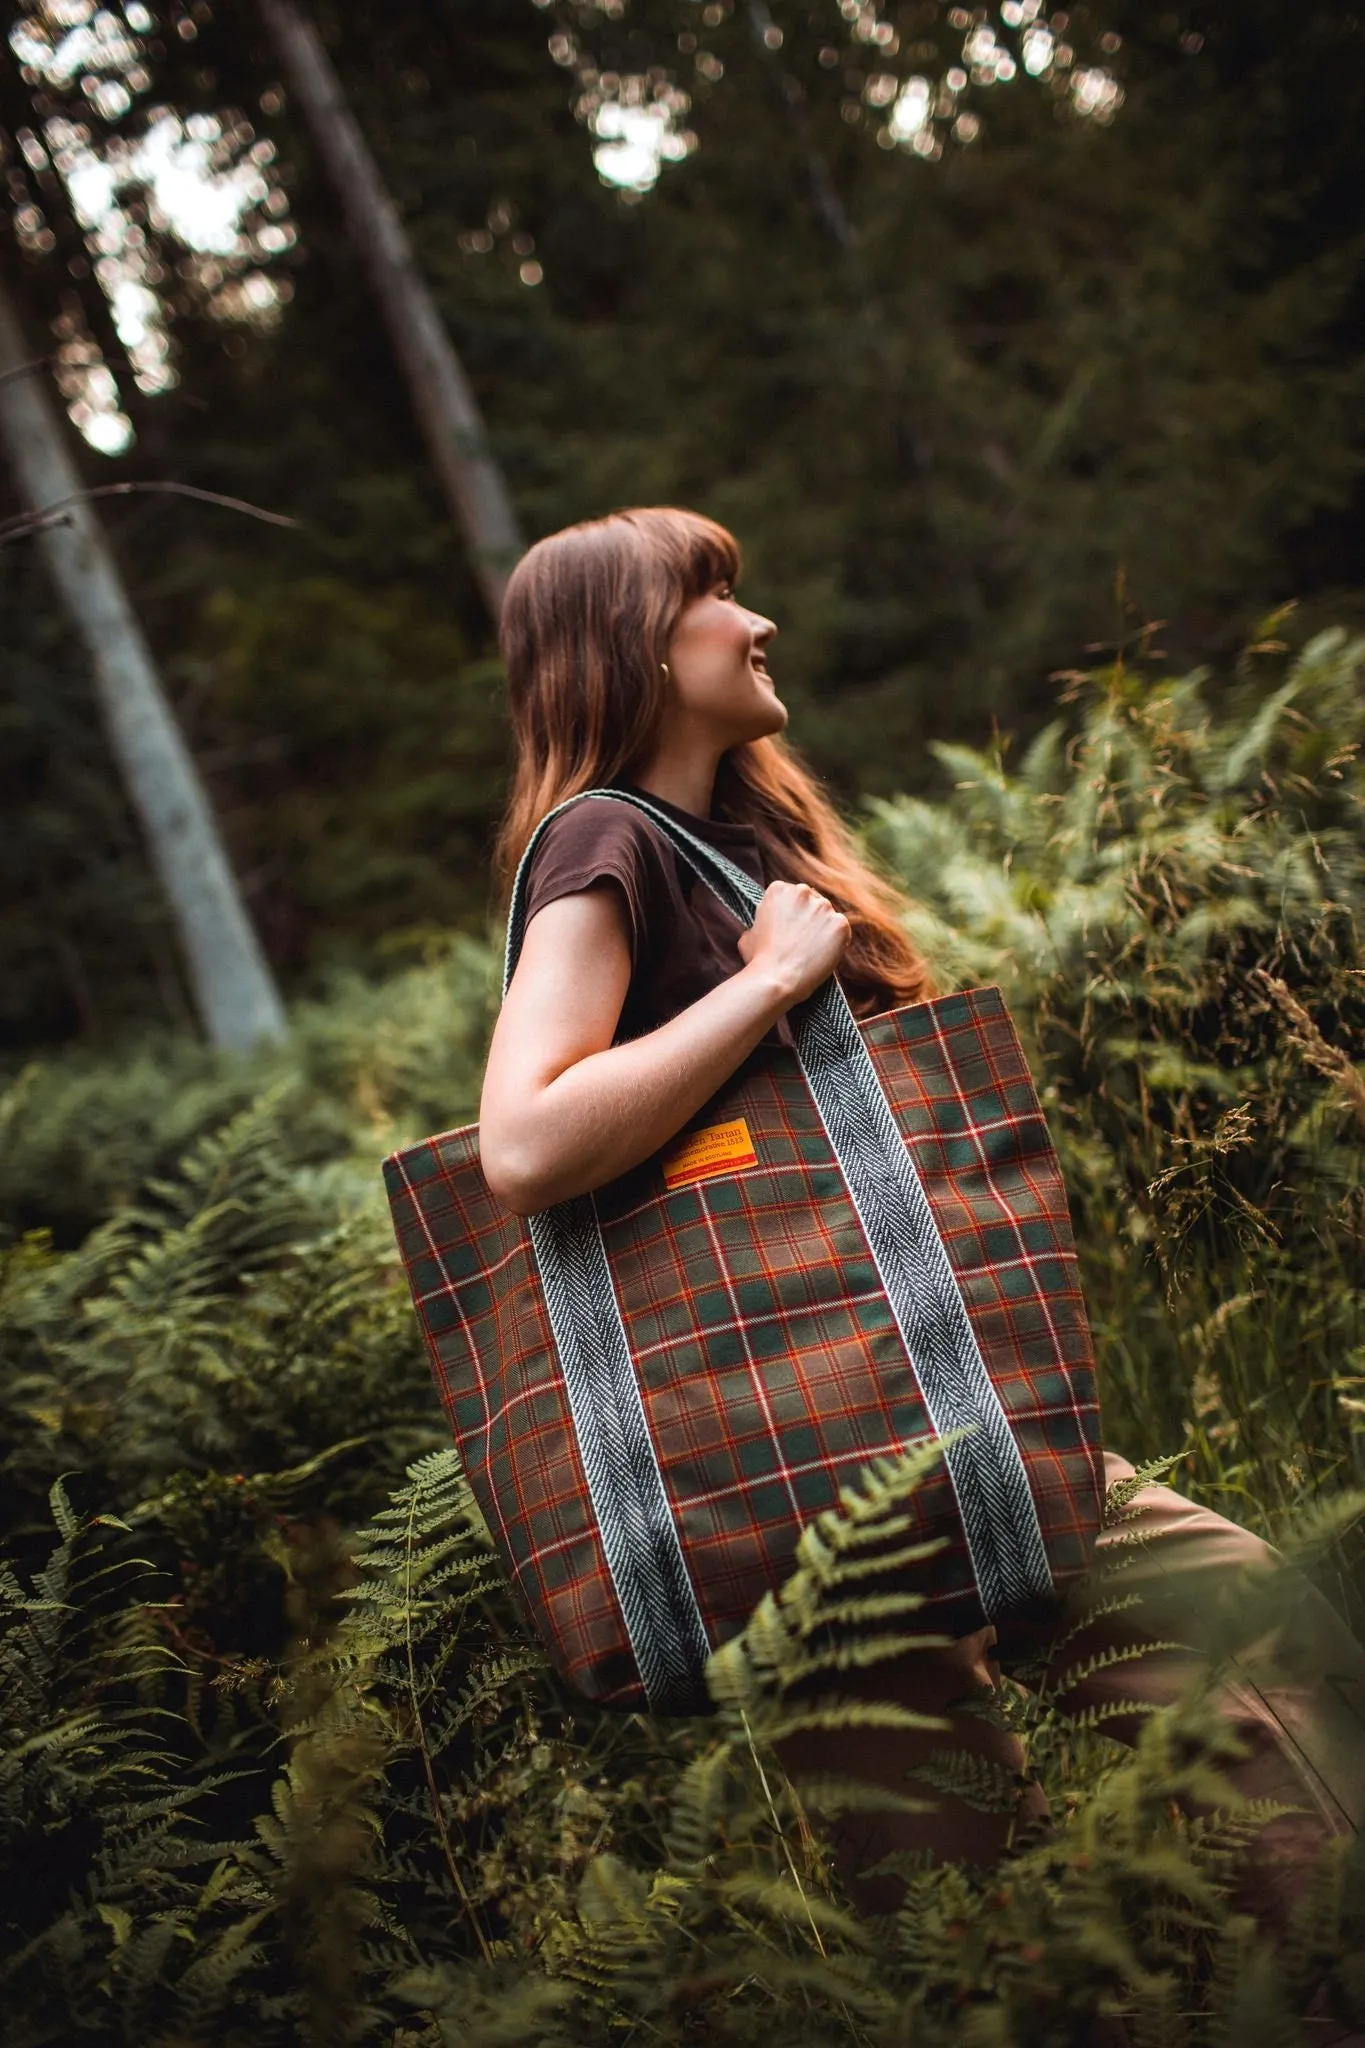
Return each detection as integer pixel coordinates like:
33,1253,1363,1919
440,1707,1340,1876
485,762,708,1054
258,0,524,622
0,271,288,1051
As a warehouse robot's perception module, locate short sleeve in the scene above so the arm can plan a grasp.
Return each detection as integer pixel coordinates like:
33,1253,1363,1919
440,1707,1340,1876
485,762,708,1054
521,800,675,966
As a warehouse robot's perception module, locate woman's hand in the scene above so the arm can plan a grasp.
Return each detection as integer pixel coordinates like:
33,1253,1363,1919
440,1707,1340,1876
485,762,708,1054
737,880,850,1004
479,878,847,1215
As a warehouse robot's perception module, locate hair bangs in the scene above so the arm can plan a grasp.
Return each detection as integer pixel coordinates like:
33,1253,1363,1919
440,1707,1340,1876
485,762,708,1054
664,509,742,605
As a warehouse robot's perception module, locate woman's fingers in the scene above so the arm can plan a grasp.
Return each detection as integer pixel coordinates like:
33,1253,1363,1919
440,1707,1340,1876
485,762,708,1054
740,880,850,1002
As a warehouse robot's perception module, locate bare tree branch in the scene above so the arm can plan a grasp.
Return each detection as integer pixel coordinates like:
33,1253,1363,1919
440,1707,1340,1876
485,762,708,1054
0,477,300,545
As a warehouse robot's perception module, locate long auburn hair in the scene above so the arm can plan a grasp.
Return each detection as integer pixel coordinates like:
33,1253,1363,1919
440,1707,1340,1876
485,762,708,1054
495,507,933,1015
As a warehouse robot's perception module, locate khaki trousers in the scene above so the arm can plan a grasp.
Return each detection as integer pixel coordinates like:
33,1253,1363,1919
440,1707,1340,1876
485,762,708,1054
774,1454,1365,1926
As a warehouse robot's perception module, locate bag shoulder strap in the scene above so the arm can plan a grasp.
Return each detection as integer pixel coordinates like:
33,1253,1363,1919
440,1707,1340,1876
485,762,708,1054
503,788,762,996
502,785,1054,1707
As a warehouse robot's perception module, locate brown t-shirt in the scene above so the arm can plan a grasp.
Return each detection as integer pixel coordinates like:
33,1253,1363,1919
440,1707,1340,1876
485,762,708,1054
521,789,773,1043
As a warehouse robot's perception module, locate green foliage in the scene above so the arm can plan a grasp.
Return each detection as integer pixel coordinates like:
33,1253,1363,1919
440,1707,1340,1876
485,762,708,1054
0,929,499,1244
2,631,1364,2039
196,576,510,974
8,1,1365,1041
0,550,185,1050
867,620,1365,1540
0,1488,264,2046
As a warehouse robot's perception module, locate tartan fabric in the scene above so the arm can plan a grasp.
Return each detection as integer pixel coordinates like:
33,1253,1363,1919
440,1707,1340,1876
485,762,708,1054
384,984,1104,1711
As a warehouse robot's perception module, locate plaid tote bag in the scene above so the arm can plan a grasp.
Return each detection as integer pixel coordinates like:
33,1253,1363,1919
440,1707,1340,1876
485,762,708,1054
384,791,1104,1713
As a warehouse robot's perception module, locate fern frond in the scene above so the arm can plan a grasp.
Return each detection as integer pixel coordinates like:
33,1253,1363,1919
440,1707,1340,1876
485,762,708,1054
1047,1639,1186,1698
908,1748,1022,1815
760,1699,952,1742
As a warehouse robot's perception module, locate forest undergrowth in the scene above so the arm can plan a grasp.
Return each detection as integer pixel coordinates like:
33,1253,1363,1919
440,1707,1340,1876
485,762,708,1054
2,622,1364,2045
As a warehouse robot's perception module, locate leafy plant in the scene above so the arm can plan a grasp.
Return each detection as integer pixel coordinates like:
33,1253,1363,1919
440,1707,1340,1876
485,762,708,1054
1,628,1363,2039
868,622,1365,1542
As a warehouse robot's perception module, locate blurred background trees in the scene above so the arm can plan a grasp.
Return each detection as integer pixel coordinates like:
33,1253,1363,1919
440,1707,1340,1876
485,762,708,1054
3,0,1364,1049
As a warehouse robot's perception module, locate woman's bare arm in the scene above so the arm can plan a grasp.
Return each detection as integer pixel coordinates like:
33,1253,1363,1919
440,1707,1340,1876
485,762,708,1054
479,879,848,1215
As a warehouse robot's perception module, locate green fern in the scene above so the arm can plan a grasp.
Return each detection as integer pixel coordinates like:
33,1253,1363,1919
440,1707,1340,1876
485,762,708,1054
2,624,1364,2042
0,1488,261,2046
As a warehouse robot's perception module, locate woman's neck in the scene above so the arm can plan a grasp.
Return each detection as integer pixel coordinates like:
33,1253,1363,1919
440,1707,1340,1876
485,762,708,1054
632,745,721,821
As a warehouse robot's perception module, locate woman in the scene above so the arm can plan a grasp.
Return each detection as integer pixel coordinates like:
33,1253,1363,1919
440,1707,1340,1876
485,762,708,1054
479,506,1364,1926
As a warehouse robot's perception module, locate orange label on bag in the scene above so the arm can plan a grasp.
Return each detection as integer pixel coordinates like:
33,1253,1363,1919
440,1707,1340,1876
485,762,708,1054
661,1116,758,1191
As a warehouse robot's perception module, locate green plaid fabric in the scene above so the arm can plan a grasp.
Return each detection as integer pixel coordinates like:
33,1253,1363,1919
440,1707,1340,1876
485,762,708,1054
384,984,1103,1712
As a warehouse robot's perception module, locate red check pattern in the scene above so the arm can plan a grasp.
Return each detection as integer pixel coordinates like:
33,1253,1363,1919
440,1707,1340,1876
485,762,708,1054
384,986,1104,1711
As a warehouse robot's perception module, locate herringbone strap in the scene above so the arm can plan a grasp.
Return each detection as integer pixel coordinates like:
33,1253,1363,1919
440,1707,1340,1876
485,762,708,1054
505,790,1052,1707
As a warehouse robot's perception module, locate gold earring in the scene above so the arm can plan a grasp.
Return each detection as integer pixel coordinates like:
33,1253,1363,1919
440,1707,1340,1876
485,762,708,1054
660,661,671,682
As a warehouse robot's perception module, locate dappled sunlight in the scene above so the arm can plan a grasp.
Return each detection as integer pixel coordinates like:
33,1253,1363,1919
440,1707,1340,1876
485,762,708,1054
546,19,699,194
8,0,295,451
546,0,1126,179
6,0,1134,455
589,93,697,192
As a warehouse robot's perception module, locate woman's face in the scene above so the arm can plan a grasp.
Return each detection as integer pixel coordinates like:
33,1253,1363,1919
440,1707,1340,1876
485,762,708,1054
663,583,785,751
